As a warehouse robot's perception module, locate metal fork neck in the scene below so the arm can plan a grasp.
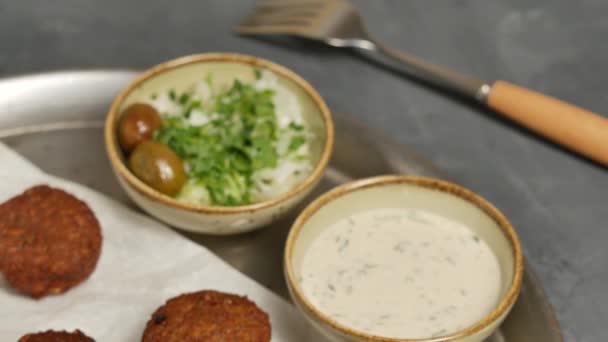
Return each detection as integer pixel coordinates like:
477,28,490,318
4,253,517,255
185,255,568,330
325,37,376,51
339,38,491,103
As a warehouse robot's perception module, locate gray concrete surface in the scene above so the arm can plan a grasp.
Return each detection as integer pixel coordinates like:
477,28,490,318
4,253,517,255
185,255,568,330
0,1,606,341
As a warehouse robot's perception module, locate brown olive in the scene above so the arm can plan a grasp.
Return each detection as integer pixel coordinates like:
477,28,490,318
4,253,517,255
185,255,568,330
118,103,162,153
128,140,187,196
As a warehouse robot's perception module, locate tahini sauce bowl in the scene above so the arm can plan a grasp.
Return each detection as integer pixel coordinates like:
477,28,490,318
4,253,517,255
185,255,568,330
284,175,523,342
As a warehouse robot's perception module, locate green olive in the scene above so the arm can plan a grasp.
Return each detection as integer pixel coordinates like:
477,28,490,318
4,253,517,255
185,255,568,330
128,140,187,196
118,103,162,153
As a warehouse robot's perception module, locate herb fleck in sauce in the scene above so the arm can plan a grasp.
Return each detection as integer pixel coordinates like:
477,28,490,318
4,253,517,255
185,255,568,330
300,208,501,339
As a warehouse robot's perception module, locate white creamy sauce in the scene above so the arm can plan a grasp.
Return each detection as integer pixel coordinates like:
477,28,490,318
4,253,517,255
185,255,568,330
300,208,502,339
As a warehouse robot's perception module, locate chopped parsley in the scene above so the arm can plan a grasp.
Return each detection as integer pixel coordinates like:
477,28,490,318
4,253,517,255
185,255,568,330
254,68,263,80
153,77,309,206
288,135,306,153
178,93,190,105
288,122,305,131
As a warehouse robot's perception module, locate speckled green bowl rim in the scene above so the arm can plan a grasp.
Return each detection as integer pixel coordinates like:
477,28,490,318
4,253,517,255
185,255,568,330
285,175,524,342
104,53,334,214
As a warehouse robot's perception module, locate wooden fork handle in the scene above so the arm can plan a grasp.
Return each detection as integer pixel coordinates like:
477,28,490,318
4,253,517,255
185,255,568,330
369,41,607,165
487,81,608,166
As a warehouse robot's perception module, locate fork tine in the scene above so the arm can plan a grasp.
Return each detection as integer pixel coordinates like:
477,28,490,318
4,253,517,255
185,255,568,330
246,1,322,23
255,0,324,9
236,1,321,35
252,6,319,18
234,23,308,36
235,0,347,37
240,11,314,27
243,16,315,29
240,18,312,29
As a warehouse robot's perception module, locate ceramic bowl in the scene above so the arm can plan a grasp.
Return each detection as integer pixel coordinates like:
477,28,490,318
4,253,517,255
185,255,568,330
104,53,334,235
285,175,523,342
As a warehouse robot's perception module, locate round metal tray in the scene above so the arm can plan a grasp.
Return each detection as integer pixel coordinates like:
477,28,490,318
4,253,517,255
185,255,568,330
0,70,562,341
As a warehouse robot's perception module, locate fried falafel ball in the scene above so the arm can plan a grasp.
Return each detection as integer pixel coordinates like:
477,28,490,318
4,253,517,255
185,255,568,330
19,329,95,341
142,290,271,342
0,185,102,299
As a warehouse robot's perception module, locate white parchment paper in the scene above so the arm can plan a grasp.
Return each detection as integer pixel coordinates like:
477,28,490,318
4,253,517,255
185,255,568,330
0,143,324,341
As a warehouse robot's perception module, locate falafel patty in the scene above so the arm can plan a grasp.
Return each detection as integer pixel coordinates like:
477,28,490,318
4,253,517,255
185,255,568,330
141,290,271,342
18,329,95,341
0,185,102,299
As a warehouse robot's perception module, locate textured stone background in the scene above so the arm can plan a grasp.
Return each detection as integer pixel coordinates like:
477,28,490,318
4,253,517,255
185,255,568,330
1,1,607,341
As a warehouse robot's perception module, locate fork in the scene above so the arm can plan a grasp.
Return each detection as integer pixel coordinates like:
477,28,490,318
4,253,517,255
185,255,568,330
237,0,608,167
